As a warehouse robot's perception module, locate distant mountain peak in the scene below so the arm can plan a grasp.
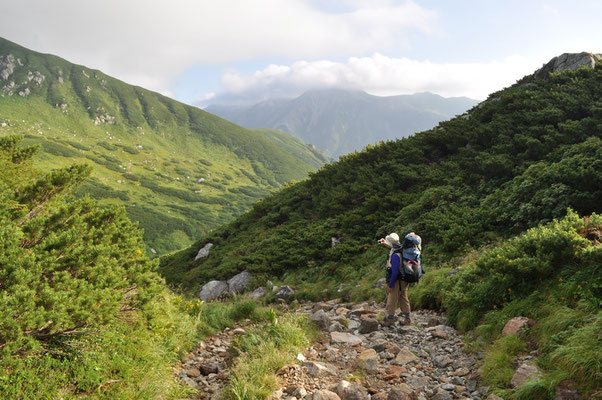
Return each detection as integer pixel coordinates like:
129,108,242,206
534,52,601,80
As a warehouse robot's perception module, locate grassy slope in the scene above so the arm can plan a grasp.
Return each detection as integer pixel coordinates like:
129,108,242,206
0,37,326,256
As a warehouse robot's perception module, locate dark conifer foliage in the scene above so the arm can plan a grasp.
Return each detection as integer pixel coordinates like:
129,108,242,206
0,136,162,354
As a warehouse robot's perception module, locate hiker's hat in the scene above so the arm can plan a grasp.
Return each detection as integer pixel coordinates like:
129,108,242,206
385,233,400,247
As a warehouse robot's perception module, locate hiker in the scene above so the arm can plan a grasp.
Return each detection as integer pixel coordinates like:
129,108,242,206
379,232,413,326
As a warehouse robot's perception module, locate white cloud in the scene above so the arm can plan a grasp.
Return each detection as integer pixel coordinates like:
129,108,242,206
208,53,540,104
0,0,436,96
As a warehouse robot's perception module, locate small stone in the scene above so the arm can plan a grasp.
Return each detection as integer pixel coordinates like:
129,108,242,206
200,365,219,375
185,367,201,378
294,388,308,398
302,361,338,378
432,330,448,339
454,367,470,376
433,355,452,368
392,348,418,365
386,384,416,400
313,390,341,400
330,332,363,345
310,309,330,330
336,380,370,400
385,365,407,376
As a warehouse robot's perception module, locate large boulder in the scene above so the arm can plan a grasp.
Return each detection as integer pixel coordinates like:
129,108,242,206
275,285,294,300
227,270,253,294
194,243,213,261
533,52,602,80
198,280,228,301
502,317,532,336
511,363,541,388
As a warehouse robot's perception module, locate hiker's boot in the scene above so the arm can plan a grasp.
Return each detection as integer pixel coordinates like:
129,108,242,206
382,315,396,327
398,313,411,325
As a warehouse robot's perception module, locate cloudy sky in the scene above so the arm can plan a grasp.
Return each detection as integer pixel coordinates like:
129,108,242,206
1,0,600,106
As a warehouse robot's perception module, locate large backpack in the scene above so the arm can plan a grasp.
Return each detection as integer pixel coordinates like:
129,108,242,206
397,232,423,283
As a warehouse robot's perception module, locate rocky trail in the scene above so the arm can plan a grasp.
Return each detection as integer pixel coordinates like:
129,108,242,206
176,299,500,400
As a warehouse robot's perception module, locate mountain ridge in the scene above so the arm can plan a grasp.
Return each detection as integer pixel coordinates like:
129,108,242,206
206,88,479,157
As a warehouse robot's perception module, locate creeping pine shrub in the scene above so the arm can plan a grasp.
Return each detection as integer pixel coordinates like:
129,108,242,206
442,211,599,329
0,135,162,354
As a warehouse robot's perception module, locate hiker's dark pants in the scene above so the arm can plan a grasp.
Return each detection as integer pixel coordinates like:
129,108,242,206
385,280,410,316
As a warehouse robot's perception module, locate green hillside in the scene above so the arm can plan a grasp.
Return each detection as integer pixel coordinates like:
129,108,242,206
162,60,601,397
0,37,327,256
162,61,601,285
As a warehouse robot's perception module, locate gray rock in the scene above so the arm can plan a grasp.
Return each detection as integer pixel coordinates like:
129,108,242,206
302,361,338,378
249,287,267,299
313,390,341,400
335,380,370,400
392,348,418,365
404,376,430,390
294,387,308,398
358,317,379,334
331,237,341,248
486,395,505,400
534,52,602,80
195,243,214,261
347,319,361,330
373,278,386,288
310,309,330,330
328,321,347,333
511,363,540,388
330,332,363,345
275,285,294,300
433,355,452,368
199,280,228,301
431,391,452,400
227,270,252,294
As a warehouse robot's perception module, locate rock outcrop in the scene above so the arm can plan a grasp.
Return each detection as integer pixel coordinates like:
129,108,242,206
534,52,601,80
195,243,214,261
227,270,252,295
198,280,228,301
198,270,254,300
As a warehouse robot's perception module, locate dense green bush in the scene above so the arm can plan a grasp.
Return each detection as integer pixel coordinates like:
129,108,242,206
0,135,161,353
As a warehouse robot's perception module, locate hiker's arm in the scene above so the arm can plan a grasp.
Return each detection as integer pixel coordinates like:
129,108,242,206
388,254,400,291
